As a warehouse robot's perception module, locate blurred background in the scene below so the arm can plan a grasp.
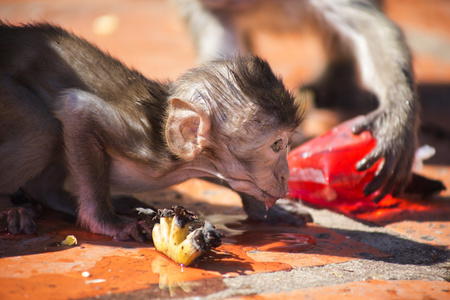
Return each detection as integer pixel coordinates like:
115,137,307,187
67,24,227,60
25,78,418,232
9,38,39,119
1,0,449,162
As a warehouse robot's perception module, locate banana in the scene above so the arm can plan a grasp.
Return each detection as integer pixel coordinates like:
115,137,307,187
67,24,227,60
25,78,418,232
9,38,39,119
152,206,222,266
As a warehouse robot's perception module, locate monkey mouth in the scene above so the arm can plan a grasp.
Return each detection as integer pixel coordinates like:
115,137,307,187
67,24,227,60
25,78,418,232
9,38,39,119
187,167,284,206
259,190,287,209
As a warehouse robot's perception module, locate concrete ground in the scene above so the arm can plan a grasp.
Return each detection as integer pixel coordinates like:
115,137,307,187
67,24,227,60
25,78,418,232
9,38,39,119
0,0,449,299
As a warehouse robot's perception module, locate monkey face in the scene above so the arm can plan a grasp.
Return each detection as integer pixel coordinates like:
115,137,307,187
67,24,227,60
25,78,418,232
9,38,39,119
205,128,295,207
166,56,303,206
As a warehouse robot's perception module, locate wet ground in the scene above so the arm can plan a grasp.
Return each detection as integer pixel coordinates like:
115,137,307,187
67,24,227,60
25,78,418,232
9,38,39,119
1,0,449,299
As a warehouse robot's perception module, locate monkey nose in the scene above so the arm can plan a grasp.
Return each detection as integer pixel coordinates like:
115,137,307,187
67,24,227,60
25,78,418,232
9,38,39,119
281,173,289,183
282,167,290,180
279,177,290,197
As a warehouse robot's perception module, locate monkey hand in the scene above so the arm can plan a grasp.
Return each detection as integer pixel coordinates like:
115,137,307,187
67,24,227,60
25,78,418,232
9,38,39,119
241,195,313,226
0,207,38,235
263,199,313,226
152,206,222,266
352,110,416,202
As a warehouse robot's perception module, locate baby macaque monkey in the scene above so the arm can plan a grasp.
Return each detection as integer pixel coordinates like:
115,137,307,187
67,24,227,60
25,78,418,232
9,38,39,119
0,23,304,241
172,0,420,202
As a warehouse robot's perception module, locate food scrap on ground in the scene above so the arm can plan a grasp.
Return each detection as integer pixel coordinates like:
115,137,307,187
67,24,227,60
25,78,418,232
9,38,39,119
61,235,77,246
142,206,222,266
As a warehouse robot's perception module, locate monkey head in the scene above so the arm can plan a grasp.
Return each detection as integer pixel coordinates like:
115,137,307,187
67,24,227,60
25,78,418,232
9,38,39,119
166,56,303,206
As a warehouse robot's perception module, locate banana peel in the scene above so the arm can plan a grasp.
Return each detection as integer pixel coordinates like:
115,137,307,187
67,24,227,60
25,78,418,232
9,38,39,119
138,206,222,266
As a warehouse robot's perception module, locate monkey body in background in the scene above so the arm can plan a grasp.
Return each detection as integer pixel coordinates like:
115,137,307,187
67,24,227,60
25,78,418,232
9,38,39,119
0,23,303,240
172,0,419,201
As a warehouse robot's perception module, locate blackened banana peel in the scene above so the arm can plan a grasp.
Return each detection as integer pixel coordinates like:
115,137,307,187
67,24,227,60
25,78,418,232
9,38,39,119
137,206,222,266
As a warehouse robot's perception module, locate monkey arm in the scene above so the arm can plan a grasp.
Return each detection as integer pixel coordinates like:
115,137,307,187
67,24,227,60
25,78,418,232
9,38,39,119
55,89,151,241
310,0,419,201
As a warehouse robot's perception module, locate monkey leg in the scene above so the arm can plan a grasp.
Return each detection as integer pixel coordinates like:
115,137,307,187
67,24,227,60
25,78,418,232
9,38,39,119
0,80,64,235
55,90,152,242
0,76,62,195
71,143,148,242
0,161,75,236
0,172,73,236
22,161,77,216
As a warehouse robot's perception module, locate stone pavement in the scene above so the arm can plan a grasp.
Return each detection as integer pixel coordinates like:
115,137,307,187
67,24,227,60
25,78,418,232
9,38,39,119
0,1,449,299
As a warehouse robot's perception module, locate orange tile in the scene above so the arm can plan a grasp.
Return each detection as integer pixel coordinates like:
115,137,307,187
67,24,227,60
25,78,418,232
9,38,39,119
387,221,450,249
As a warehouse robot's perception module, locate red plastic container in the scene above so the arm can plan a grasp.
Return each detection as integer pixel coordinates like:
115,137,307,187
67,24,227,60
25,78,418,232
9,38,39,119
287,116,383,208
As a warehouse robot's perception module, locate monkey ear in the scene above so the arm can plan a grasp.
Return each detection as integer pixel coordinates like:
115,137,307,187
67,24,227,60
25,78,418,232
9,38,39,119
166,98,210,161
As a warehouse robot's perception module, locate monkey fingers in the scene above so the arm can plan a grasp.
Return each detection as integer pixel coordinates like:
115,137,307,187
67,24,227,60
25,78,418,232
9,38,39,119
357,147,401,202
352,114,383,171
362,150,413,202
0,207,37,235
114,220,147,242
261,202,312,227
152,206,222,266
368,151,413,203
353,112,416,202
135,207,158,240
362,153,395,196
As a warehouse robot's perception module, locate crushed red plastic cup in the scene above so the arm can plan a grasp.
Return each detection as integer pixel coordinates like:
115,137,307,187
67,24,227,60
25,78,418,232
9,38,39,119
287,116,384,209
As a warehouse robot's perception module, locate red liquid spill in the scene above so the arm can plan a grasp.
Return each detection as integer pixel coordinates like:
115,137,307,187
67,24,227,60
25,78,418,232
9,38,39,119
287,116,383,211
222,220,315,253
255,232,315,252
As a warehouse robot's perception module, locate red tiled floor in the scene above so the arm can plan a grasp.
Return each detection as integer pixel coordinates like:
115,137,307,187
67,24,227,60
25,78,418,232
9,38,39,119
0,179,389,299
387,221,449,249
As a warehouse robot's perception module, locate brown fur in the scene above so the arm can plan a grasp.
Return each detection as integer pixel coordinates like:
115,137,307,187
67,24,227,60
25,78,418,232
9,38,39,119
0,23,304,240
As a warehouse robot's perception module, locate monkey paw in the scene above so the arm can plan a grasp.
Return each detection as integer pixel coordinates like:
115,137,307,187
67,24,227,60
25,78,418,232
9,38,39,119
152,206,222,266
352,111,416,202
260,199,313,227
242,195,313,227
106,208,157,242
112,220,150,242
0,207,38,235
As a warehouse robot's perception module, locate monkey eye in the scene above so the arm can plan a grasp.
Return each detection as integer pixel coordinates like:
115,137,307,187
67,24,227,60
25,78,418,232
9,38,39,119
271,139,284,152
287,136,293,147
